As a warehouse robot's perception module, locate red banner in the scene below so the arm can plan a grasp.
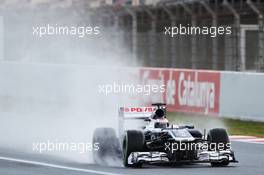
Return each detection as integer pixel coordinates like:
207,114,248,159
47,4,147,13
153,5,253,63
139,68,220,115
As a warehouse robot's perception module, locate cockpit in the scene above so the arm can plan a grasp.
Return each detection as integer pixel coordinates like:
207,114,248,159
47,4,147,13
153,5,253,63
154,122,169,128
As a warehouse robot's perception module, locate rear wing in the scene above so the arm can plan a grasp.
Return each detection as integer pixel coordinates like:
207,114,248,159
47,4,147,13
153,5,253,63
118,107,155,137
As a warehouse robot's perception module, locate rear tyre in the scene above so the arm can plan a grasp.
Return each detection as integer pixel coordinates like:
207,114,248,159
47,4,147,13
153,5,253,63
92,128,121,165
207,128,230,167
123,130,145,168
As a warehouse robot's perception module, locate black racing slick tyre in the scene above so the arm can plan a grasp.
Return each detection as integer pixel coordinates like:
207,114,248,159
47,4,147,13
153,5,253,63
92,128,121,165
207,128,230,167
122,130,145,168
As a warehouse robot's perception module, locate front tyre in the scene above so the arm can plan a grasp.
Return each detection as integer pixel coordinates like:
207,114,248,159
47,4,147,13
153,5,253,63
123,130,145,168
207,128,230,167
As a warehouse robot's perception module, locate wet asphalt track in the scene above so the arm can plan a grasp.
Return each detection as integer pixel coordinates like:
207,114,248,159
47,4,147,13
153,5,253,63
0,141,263,175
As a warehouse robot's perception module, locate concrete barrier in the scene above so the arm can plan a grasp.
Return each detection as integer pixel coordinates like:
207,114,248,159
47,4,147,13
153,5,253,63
0,62,263,121
220,72,264,121
139,68,264,122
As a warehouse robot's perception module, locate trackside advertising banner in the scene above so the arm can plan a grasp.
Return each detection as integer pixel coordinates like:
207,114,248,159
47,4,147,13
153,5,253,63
140,68,220,115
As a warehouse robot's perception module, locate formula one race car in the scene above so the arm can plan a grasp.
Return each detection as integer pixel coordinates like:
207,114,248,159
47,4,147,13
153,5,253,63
92,103,238,167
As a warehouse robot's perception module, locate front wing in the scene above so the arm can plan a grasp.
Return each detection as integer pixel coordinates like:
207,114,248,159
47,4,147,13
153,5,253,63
128,150,238,165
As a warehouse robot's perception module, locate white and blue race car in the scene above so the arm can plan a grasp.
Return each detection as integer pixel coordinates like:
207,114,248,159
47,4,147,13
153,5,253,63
93,103,238,167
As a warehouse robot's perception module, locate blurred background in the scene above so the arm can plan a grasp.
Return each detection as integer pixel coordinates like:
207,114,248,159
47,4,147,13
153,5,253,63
1,0,264,71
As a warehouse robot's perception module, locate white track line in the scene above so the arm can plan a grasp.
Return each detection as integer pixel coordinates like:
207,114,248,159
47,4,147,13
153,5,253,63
0,156,125,175
230,135,264,144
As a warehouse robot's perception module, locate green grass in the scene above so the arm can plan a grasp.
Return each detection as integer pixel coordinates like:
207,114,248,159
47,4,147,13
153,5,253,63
167,112,264,138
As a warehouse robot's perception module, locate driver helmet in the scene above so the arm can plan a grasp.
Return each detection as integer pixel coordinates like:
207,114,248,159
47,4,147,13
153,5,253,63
154,109,165,119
